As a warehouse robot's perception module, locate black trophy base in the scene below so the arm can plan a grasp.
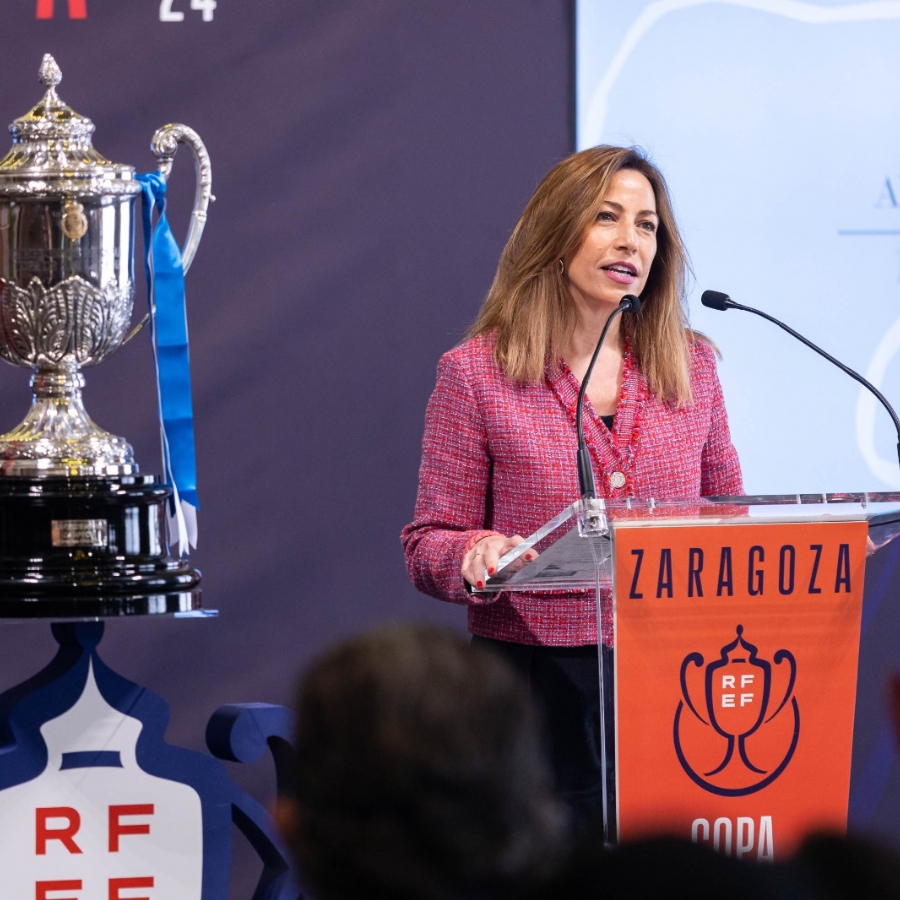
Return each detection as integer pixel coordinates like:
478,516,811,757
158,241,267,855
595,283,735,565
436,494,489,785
0,475,201,618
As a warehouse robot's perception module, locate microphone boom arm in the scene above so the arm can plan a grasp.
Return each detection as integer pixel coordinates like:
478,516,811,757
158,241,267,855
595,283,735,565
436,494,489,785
711,293,900,470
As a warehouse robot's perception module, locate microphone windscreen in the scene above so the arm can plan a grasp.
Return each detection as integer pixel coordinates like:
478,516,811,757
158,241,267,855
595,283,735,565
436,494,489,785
622,294,642,314
701,290,731,311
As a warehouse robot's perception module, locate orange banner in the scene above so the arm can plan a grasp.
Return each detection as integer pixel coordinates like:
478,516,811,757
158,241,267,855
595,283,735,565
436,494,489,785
613,519,867,861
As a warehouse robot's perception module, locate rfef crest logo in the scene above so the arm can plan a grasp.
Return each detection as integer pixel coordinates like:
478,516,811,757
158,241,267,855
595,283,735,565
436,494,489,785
674,625,799,797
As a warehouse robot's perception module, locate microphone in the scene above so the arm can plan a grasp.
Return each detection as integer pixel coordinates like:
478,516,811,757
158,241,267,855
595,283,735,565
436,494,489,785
576,294,642,498
701,289,900,470
699,290,734,311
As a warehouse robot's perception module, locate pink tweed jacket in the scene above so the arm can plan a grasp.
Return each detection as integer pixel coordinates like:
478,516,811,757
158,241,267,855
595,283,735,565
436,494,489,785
401,331,743,647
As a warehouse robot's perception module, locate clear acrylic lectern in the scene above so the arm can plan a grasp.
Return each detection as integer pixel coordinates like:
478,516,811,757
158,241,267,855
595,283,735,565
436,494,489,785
472,492,900,844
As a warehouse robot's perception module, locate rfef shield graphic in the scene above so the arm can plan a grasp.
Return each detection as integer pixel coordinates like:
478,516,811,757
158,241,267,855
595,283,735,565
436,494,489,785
675,625,798,796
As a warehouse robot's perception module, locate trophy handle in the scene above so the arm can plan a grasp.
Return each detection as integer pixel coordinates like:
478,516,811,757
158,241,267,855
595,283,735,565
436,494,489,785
122,125,213,345
150,123,214,274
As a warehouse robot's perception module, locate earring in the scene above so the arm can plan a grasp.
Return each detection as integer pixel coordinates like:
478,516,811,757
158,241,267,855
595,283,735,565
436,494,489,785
557,258,564,275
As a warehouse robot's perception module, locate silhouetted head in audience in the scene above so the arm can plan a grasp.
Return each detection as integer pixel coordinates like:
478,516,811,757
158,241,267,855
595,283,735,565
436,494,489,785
530,830,900,900
276,624,567,900
789,831,900,900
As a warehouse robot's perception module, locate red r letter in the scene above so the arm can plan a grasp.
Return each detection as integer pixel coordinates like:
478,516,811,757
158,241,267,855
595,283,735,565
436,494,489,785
109,877,153,900
36,807,82,854
36,881,82,900
109,804,154,852
36,0,87,18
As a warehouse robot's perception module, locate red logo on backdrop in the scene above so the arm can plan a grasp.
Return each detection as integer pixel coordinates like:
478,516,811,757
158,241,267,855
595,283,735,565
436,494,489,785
674,625,799,796
36,0,219,24
36,0,87,18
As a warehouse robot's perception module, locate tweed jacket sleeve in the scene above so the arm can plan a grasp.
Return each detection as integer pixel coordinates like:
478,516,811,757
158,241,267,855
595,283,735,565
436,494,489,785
401,348,501,606
699,349,741,497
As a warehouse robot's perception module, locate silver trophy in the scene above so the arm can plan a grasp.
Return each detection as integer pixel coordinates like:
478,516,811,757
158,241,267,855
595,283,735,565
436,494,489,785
0,54,212,476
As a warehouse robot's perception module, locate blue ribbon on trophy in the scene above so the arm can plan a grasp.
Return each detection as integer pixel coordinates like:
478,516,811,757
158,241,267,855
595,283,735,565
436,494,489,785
137,172,199,554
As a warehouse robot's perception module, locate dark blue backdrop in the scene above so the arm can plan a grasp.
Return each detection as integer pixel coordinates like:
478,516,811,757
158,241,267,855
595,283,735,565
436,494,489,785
0,2,572,894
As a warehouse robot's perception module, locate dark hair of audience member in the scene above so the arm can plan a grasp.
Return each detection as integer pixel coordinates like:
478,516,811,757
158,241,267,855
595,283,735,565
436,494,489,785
536,834,789,900
278,624,567,900
788,831,900,900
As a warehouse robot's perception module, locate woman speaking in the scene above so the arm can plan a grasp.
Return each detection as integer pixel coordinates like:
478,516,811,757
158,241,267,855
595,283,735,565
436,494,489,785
402,145,743,828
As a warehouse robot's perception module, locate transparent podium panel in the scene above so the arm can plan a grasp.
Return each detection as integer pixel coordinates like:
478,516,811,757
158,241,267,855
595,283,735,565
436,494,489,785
473,492,900,595
477,499,612,591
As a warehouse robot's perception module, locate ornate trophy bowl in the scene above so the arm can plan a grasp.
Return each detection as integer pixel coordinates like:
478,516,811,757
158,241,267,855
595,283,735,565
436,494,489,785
0,55,210,616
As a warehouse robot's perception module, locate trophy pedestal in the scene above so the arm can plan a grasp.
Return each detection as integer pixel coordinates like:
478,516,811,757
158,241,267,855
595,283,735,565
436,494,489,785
0,368,138,477
0,475,201,618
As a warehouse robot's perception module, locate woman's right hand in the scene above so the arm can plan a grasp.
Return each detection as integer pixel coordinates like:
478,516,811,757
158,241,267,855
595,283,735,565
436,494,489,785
461,534,535,589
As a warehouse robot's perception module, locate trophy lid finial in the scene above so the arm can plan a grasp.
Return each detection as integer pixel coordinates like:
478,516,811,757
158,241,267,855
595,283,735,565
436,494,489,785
0,53,139,196
39,54,62,93
8,53,93,147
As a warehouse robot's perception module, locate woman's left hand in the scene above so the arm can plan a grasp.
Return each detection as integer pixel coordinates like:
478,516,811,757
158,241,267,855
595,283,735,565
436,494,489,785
462,533,535,590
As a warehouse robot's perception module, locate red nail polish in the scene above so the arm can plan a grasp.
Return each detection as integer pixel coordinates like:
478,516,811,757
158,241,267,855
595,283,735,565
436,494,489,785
476,580,483,589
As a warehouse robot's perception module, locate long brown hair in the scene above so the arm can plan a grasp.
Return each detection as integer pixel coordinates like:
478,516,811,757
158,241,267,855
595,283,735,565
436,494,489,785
467,145,697,404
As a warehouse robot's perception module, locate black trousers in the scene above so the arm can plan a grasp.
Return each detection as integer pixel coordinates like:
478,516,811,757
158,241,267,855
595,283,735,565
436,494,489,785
471,636,616,837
